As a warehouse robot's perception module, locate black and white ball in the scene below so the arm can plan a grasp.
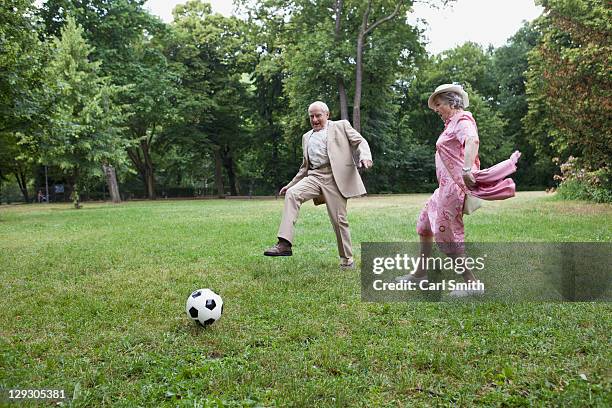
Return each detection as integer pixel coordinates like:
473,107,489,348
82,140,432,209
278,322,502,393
186,289,223,326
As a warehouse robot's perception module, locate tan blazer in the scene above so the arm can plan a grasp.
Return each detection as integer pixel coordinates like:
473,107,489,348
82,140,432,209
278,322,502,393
285,120,372,205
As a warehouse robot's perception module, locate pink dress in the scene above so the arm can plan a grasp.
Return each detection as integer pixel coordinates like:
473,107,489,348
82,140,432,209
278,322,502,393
416,111,520,253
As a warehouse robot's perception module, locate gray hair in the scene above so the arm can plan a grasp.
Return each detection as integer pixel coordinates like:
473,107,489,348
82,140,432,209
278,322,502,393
435,92,465,110
308,101,329,113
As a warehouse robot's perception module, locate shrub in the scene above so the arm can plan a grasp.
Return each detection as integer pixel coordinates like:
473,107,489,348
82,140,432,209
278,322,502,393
556,157,612,203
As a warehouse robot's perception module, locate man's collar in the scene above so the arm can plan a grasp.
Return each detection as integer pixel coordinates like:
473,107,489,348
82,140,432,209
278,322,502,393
311,122,330,134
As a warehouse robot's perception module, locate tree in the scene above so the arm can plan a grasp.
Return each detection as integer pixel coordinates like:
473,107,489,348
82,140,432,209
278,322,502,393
239,2,296,192
274,0,424,130
122,36,181,199
38,0,166,199
401,44,510,173
38,0,162,67
168,0,254,196
525,0,611,171
434,42,498,102
493,21,553,187
239,0,428,193
352,0,419,131
28,17,128,208
1,0,40,133
245,56,292,193
0,133,39,203
0,0,48,202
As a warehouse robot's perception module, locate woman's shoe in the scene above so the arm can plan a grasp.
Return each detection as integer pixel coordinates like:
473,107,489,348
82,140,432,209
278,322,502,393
448,284,485,297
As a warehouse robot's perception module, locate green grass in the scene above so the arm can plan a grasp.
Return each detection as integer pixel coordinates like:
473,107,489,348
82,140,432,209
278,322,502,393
1,192,611,406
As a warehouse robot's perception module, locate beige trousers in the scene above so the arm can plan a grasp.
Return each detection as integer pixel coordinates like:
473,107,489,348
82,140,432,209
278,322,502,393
277,167,353,263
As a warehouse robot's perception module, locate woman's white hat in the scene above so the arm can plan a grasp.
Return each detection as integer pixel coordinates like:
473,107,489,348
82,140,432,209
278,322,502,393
428,83,469,109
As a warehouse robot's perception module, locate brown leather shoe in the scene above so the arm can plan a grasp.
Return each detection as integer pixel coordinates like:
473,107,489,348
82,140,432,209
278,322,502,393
264,241,292,256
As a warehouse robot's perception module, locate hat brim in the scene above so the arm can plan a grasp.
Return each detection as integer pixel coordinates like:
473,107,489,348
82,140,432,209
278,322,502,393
428,85,469,109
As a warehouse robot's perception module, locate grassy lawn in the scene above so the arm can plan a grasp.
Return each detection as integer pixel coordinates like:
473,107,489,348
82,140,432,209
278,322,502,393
1,192,611,406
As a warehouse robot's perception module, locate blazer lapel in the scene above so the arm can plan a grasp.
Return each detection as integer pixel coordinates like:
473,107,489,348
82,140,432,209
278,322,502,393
327,121,336,147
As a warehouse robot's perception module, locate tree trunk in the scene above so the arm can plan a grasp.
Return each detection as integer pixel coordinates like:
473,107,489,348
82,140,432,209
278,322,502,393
353,31,365,132
213,146,225,198
140,140,156,199
103,164,121,203
71,170,81,209
14,169,30,203
334,0,343,38
233,176,240,196
337,78,349,121
145,168,155,200
353,0,404,132
270,123,280,190
127,139,156,199
334,0,350,121
222,146,239,196
72,184,81,209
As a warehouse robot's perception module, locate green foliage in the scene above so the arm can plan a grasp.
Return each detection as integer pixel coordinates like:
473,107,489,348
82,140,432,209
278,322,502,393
0,177,26,203
119,34,183,198
167,0,256,195
492,22,554,188
463,85,512,167
123,39,181,138
0,0,49,200
400,44,510,171
0,133,22,181
30,17,128,207
3,0,606,199
251,48,294,191
0,132,37,202
556,157,612,203
38,0,163,72
0,0,44,133
239,0,427,193
38,0,168,198
239,1,306,191
434,42,498,100
525,0,612,175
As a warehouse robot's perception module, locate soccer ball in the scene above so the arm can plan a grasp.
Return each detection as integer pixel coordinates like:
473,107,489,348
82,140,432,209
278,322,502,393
185,288,223,326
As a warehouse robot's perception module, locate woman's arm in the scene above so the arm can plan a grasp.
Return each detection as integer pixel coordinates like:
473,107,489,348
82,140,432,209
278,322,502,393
459,121,479,188
464,136,479,170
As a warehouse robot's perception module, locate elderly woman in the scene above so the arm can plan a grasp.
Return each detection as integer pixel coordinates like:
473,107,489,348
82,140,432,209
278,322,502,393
397,84,521,296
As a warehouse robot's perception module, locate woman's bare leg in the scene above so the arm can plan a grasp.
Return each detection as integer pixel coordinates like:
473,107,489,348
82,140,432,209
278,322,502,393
395,235,433,282
412,235,434,278
448,252,478,282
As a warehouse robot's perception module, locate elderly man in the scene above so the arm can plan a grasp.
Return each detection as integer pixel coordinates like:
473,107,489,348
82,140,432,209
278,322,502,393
264,101,373,268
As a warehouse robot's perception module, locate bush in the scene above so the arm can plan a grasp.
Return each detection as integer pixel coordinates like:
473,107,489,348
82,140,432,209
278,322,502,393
556,157,612,203
0,181,26,204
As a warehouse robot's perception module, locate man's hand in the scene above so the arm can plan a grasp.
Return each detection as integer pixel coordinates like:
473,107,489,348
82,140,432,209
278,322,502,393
462,170,476,188
359,159,373,169
279,185,289,195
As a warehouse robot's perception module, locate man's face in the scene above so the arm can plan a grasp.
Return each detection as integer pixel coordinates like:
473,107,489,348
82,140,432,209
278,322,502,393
309,106,329,131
